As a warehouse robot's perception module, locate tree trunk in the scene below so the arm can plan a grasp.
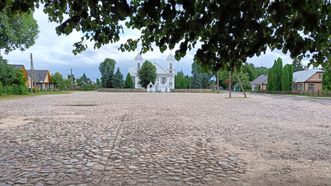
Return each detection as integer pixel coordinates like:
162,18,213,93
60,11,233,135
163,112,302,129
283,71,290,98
217,70,220,93
229,71,232,98
237,74,247,98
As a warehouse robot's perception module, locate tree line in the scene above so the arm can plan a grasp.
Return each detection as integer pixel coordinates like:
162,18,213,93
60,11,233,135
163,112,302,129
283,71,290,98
99,58,133,89
267,58,294,92
99,58,159,89
175,61,268,90
51,72,96,91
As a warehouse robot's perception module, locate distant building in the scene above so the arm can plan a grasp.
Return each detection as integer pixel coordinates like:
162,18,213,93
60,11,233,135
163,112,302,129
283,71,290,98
250,69,324,92
27,70,53,90
292,69,323,92
129,54,176,90
250,75,268,91
9,64,29,87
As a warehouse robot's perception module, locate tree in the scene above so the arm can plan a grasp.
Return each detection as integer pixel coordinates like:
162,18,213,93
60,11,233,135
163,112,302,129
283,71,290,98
96,78,101,88
99,58,116,88
267,68,274,92
1,1,329,69
175,71,189,89
288,65,294,91
255,67,269,77
282,64,290,92
0,56,28,95
273,58,283,91
112,67,124,88
52,72,66,90
323,65,331,91
138,60,156,88
124,73,134,88
77,73,91,86
292,57,304,72
0,11,39,54
191,61,212,89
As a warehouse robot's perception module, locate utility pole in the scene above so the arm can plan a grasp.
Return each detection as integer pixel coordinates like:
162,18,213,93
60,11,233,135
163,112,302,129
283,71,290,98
30,53,34,93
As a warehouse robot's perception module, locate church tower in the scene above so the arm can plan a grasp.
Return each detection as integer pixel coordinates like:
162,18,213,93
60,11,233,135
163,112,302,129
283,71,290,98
134,54,143,71
166,53,176,89
166,53,175,73
134,54,143,88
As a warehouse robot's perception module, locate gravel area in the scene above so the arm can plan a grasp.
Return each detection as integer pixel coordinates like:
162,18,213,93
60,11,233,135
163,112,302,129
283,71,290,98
0,92,330,186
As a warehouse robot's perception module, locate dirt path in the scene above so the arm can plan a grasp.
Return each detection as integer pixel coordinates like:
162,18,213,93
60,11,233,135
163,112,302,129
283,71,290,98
0,92,330,185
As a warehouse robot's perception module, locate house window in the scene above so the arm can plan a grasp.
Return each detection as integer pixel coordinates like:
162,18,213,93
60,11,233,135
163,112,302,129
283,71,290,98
308,84,315,91
319,74,322,79
298,84,303,90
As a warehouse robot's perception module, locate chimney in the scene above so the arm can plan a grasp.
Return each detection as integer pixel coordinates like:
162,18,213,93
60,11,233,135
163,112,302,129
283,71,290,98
304,66,309,71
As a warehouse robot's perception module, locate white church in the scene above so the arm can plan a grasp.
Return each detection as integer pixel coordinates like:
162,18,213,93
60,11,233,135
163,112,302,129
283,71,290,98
128,54,176,92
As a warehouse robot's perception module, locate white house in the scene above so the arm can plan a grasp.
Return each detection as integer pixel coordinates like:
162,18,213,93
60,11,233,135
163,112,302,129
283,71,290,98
129,54,176,91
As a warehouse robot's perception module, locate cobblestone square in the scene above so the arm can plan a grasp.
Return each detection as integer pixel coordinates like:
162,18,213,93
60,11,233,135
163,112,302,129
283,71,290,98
0,92,330,185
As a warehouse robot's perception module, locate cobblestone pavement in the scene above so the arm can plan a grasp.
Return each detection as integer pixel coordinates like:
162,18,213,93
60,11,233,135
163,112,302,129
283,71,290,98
0,92,330,186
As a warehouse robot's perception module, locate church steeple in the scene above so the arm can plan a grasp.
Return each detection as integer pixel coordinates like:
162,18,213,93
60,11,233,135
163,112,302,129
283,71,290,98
166,53,175,73
135,54,143,70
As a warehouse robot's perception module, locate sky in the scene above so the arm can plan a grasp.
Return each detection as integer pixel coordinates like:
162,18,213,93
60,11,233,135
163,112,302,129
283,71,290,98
3,7,303,81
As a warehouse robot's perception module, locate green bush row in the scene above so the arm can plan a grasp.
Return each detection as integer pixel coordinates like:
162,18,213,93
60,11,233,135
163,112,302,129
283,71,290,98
0,83,29,96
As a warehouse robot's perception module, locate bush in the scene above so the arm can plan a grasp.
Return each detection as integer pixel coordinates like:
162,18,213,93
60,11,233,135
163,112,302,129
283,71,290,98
0,85,28,95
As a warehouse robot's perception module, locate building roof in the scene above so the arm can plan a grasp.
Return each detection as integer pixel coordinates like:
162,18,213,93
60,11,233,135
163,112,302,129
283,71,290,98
166,53,176,61
9,64,25,70
134,54,143,61
293,69,323,83
153,62,169,74
250,75,267,85
27,70,49,83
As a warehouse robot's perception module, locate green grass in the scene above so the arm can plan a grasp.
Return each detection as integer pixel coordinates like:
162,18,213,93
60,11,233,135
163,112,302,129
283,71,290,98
0,91,71,101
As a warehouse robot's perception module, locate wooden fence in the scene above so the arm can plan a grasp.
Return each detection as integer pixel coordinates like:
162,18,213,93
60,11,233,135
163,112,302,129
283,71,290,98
256,90,331,97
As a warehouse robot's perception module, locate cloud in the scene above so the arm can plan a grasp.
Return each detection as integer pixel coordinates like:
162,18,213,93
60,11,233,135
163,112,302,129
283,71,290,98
3,6,296,81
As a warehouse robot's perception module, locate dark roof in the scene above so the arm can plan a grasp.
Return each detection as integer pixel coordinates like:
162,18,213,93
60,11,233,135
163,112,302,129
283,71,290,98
250,75,268,85
9,64,25,70
27,70,49,82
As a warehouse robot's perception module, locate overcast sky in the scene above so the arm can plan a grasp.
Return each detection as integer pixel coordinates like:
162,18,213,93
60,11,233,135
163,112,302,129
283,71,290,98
3,8,301,81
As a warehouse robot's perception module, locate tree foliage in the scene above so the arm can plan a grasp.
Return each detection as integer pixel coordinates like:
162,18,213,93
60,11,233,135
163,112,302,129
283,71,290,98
112,67,124,88
175,71,189,89
323,64,331,91
191,61,212,89
0,11,39,54
77,73,91,86
124,73,134,88
0,56,28,95
52,72,67,90
282,64,293,91
99,58,116,88
273,58,283,91
267,68,274,92
292,57,304,72
1,1,329,69
138,60,156,88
